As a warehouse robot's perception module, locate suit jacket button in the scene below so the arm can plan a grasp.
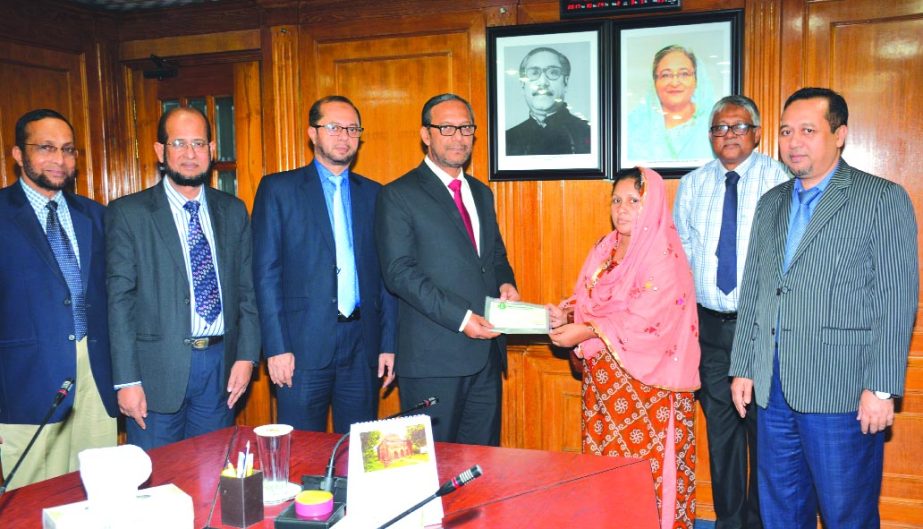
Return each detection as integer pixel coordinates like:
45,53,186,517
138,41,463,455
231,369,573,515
64,298,72,305
332,298,337,304
481,267,486,273
68,334,76,341
184,297,190,305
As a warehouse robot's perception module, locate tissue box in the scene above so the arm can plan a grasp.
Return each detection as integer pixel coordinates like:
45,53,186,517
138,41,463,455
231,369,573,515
42,483,193,529
220,470,265,527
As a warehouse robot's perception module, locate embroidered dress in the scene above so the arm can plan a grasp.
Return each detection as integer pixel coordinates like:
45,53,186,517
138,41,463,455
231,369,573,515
570,168,701,529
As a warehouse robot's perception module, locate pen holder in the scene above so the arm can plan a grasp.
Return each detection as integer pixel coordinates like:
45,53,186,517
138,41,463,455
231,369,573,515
220,470,264,528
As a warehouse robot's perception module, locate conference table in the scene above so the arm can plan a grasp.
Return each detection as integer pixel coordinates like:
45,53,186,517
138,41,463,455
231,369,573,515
0,426,660,528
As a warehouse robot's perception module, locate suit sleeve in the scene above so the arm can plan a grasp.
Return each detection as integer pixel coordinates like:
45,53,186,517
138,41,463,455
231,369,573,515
673,172,694,263
375,185,472,331
490,211,515,289
866,183,917,396
379,277,397,353
105,203,141,384
251,179,289,357
234,202,261,362
729,195,767,379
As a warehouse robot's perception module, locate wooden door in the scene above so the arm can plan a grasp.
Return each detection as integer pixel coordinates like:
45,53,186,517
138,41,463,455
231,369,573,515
0,41,100,200
781,0,923,526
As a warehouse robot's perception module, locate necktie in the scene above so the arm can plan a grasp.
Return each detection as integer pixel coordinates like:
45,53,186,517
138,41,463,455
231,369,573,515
448,178,477,252
183,200,221,324
783,186,822,273
331,175,358,316
46,201,86,339
715,171,740,295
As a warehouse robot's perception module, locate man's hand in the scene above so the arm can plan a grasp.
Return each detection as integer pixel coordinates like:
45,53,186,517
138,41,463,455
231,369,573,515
463,313,501,339
268,352,295,388
118,385,147,429
499,283,520,302
378,353,396,388
730,377,753,418
549,323,595,348
226,360,254,408
857,389,894,434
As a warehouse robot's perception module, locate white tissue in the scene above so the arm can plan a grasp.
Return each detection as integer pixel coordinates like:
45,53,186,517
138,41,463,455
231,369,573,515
79,444,152,522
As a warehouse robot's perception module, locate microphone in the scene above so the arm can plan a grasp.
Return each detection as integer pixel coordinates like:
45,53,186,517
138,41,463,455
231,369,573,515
314,397,439,493
377,465,483,529
0,378,74,495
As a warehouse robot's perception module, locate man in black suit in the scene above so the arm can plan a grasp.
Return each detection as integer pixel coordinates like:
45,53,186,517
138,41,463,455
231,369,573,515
376,93,518,446
107,107,260,450
506,47,591,156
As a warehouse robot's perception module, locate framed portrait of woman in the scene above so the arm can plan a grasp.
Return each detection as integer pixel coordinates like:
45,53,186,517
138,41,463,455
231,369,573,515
487,21,611,181
615,10,742,177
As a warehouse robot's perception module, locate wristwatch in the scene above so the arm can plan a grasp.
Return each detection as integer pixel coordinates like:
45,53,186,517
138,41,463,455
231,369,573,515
874,391,892,400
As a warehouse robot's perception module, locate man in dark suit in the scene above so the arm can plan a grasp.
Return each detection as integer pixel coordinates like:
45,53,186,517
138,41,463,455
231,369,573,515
506,47,591,156
0,109,117,489
252,96,396,433
376,93,518,446
107,107,260,451
730,88,917,528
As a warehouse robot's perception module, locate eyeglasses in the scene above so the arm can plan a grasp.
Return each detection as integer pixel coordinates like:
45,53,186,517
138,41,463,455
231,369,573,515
425,124,477,137
25,143,78,158
709,123,758,137
522,66,565,82
655,70,695,82
312,123,364,138
164,139,209,152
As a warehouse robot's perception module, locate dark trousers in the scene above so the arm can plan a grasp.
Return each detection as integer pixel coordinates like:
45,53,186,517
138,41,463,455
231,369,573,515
127,342,233,451
275,319,379,434
697,308,761,529
398,342,501,446
758,350,883,529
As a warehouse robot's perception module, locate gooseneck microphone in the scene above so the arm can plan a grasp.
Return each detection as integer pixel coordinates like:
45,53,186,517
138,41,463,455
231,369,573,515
377,465,483,529
0,378,74,495
316,397,439,493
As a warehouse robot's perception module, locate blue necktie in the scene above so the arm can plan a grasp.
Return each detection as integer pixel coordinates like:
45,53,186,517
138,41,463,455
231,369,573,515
183,201,221,324
715,170,740,295
331,175,358,316
783,187,822,273
46,201,86,339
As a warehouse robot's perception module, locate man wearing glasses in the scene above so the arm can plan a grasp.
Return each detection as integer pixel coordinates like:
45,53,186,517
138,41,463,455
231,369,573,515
376,94,518,446
252,96,396,433
673,95,788,529
506,47,591,156
0,109,117,489
107,107,260,450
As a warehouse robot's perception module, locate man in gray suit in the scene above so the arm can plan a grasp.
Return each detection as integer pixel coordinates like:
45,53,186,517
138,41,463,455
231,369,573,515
107,107,260,451
730,87,917,528
376,93,518,446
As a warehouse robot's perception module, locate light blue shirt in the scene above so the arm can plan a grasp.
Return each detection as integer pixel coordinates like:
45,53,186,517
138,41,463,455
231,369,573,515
19,179,81,266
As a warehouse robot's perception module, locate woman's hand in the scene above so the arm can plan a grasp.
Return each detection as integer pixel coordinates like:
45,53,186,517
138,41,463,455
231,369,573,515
549,323,596,348
547,304,567,329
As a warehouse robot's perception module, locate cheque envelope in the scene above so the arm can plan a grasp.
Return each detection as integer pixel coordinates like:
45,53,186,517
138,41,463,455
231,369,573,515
484,297,550,334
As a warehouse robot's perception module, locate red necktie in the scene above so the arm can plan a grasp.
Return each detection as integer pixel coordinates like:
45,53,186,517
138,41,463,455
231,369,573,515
448,178,477,252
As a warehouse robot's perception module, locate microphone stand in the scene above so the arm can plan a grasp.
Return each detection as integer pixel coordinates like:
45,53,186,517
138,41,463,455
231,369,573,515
377,465,483,529
0,379,73,495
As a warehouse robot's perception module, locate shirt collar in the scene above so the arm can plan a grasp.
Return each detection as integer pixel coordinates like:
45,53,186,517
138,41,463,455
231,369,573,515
424,155,465,189
793,160,839,195
19,178,62,208
314,159,349,183
162,177,205,207
718,151,757,177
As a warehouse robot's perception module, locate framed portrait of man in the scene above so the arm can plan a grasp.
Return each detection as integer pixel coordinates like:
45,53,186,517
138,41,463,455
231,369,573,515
488,21,610,181
615,10,742,176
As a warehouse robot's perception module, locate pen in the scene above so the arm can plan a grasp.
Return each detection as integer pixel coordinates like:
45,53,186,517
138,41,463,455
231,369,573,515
236,451,245,479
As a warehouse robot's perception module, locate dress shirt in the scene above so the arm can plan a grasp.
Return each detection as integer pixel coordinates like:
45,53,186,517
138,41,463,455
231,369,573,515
20,179,80,265
163,178,225,337
315,160,360,309
674,152,790,312
423,156,481,331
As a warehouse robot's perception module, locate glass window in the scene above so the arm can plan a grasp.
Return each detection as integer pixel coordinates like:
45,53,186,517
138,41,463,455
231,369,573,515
215,96,236,162
188,98,207,116
161,99,180,114
217,170,237,196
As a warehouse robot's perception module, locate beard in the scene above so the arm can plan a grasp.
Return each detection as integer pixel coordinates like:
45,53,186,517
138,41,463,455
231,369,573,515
161,160,212,188
315,142,356,166
22,156,76,192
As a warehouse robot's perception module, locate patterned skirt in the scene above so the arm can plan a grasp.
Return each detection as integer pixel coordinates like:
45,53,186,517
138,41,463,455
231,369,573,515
582,353,696,529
